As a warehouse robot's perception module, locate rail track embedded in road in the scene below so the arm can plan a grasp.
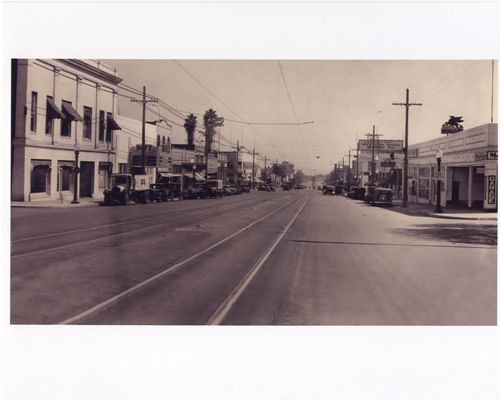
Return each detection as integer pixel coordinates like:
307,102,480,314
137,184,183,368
58,195,310,325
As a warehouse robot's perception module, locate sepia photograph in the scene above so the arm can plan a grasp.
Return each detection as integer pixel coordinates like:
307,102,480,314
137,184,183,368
10,59,497,325
2,2,500,400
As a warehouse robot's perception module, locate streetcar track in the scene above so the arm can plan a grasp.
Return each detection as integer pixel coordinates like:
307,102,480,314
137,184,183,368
11,195,281,243
207,197,310,325
58,195,305,324
11,196,290,258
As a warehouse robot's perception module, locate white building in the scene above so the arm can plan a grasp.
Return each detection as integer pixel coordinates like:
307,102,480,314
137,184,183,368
11,59,122,201
408,123,497,210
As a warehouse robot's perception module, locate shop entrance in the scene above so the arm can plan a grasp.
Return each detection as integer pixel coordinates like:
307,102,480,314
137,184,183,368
451,181,460,204
79,162,94,198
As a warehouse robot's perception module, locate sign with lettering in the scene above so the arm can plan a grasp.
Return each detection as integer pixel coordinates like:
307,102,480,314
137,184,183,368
476,151,498,161
358,139,403,153
381,160,396,168
487,175,496,204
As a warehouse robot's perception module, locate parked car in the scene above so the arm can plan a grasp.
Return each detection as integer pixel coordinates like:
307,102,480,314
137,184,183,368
347,186,366,200
322,185,334,195
223,185,235,196
365,187,393,206
334,185,343,195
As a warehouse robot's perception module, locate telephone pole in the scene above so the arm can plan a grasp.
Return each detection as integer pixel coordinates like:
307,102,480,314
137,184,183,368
252,148,256,190
365,126,382,185
393,89,422,207
236,141,240,186
344,148,352,189
130,86,157,171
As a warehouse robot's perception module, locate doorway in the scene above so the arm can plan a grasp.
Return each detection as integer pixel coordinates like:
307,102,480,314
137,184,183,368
451,181,460,204
79,161,94,198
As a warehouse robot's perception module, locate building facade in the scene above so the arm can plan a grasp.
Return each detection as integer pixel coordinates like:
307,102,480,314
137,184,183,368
11,59,122,201
408,123,497,210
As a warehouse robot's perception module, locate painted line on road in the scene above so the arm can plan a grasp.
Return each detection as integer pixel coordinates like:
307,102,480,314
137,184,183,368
58,196,302,325
289,239,497,250
206,196,311,326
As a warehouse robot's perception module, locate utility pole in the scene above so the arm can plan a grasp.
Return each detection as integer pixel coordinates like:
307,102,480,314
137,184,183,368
252,147,255,190
264,154,267,183
393,89,422,207
130,86,157,172
355,143,359,184
365,126,382,185
344,148,352,189
236,141,240,186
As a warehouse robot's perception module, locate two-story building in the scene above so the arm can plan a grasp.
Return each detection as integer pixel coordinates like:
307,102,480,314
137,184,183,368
11,59,122,202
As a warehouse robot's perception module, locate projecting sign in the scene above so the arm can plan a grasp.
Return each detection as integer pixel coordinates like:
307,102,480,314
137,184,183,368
358,139,403,153
487,175,496,205
381,160,396,168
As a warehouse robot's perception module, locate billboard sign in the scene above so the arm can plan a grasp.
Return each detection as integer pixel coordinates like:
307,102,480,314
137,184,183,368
358,139,403,153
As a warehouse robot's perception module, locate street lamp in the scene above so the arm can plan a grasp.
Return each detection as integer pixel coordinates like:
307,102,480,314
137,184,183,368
192,164,197,183
435,149,443,213
71,150,80,204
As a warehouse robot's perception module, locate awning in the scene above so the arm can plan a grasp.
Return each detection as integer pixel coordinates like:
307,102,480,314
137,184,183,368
107,115,121,130
47,99,64,119
159,173,182,178
62,102,83,122
195,173,205,182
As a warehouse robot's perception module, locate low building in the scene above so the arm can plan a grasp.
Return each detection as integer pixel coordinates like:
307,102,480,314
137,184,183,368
408,123,497,210
11,59,122,201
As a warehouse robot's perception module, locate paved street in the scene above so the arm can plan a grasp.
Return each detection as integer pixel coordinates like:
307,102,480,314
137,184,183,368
11,190,496,325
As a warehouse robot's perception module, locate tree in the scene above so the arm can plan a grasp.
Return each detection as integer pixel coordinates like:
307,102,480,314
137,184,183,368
203,109,218,152
183,113,197,146
294,169,305,185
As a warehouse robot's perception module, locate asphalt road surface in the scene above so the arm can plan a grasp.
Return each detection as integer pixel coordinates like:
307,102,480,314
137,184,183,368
11,190,497,325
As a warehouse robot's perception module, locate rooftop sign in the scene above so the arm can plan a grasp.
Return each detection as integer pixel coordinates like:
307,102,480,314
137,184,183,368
358,139,403,153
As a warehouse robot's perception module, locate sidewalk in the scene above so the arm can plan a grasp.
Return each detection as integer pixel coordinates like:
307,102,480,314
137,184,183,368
389,200,497,221
11,197,102,208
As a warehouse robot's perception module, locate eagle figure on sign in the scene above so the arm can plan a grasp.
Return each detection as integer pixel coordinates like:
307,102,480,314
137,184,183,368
441,115,464,134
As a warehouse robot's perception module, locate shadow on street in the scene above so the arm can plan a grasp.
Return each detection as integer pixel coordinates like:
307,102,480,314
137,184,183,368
392,223,497,246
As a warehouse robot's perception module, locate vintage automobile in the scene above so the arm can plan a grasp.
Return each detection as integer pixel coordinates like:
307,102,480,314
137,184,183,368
322,185,334,195
365,187,393,206
200,179,224,199
347,186,366,200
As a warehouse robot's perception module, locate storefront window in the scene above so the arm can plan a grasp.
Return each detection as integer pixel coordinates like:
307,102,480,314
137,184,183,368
57,162,74,192
410,180,417,195
98,162,112,188
31,160,51,194
418,178,430,199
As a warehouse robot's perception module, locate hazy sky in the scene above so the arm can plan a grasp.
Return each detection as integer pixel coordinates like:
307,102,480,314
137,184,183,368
105,60,497,174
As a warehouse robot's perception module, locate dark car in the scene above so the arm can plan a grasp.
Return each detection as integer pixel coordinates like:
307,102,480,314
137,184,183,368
347,186,366,200
365,187,393,206
322,185,334,195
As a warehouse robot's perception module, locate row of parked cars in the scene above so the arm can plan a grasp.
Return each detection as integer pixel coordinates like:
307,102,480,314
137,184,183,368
322,184,393,206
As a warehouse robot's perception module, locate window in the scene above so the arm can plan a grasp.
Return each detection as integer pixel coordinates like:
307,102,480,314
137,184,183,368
98,162,112,188
418,178,430,199
30,160,51,194
83,106,92,140
45,96,53,135
105,112,112,143
61,100,72,137
57,162,74,192
99,110,105,142
30,91,38,132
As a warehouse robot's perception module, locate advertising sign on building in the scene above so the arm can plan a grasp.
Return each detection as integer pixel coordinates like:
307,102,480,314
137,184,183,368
487,175,496,205
358,139,403,153
476,151,498,161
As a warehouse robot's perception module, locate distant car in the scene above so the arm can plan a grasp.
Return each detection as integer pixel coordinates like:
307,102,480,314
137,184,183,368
334,185,343,195
283,184,292,191
366,187,393,206
322,185,334,195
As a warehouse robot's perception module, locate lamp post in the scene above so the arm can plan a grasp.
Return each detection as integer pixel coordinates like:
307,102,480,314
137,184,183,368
192,164,197,183
435,149,443,213
71,150,80,204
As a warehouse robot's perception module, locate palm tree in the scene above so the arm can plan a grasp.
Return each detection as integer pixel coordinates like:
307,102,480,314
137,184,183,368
203,108,218,152
183,113,197,146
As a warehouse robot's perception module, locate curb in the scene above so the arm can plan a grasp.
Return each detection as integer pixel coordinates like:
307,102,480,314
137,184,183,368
11,202,102,209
